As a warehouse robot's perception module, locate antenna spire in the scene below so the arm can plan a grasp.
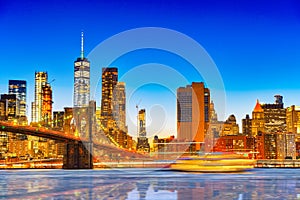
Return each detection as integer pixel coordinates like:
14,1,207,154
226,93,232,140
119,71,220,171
80,31,84,59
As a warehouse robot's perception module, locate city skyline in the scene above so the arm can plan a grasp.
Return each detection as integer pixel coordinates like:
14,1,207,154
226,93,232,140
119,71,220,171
1,0,300,137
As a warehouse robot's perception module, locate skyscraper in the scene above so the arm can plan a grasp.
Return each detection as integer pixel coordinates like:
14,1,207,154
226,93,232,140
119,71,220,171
42,83,52,126
100,67,118,129
113,82,126,131
136,109,150,152
251,95,286,137
177,82,210,150
8,80,26,117
73,32,90,107
31,72,48,123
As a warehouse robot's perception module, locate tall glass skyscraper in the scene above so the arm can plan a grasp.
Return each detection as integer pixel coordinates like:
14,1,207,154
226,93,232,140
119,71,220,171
73,32,90,107
8,80,26,117
31,72,48,123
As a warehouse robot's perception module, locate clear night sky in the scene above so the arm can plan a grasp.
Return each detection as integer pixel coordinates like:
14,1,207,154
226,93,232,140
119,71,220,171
1,0,300,137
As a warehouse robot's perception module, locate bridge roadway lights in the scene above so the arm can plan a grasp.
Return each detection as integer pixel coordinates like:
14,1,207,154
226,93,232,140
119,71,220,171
63,141,93,169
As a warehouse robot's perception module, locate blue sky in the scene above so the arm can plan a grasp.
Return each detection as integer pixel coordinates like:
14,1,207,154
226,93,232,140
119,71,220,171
1,0,300,137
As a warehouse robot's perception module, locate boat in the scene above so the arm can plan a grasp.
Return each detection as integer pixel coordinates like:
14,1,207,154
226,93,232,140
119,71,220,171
170,152,256,172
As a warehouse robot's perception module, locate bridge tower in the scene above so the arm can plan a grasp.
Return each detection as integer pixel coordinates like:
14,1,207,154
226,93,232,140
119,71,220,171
63,101,95,169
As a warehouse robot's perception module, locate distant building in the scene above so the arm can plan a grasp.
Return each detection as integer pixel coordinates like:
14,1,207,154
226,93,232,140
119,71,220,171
101,67,118,129
113,82,126,132
63,107,74,134
53,111,65,131
213,135,252,153
41,83,52,126
8,80,26,118
286,105,300,134
220,114,239,136
177,82,210,150
256,132,295,159
251,95,286,137
73,32,90,108
136,109,150,152
0,94,19,121
242,114,252,136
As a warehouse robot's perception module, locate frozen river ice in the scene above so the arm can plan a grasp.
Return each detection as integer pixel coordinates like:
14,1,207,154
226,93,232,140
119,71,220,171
0,168,299,199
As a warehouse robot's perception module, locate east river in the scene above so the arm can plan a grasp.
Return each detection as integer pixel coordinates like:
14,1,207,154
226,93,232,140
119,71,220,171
0,168,300,199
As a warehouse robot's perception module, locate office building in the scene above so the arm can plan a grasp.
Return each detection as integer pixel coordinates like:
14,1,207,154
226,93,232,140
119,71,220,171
53,111,65,131
31,72,48,123
252,95,286,137
177,82,210,150
42,83,52,126
220,114,239,136
242,114,252,136
0,94,19,121
286,105,300,134
73,32,90,107
113,82,126,132
8,80,26,117
136,109,150,152
100,67,118,129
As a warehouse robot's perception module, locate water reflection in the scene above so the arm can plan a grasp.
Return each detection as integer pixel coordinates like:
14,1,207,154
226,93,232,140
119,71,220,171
0,169,300,199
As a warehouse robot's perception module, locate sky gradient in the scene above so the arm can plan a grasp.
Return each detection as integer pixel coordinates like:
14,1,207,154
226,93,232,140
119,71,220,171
1,0,300,137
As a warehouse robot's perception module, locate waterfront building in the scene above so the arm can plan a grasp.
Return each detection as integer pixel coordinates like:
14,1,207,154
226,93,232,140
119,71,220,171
242,114,252,136
251,95,286,137
8,80,27,119
136,109,150,152
73,32,90,108
251,100,265,137
100,67,118,129
256,131,295,159
213,135,249,153
177,82,210,150
31,72,48,123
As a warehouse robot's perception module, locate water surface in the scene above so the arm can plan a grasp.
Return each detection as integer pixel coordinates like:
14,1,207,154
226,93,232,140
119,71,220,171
0,168,299,199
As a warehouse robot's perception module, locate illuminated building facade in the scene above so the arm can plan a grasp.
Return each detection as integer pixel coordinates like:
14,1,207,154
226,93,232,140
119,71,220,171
251,100,265,137
286,105,300,134
8,80,26,117
261,95,286,133
113,82,126,131
100,67,118,129
256,132,295,159
252,96,286,136
220,114,239,136
136,109,150,152
42,83,52,126
177,82,210,150
73,32,90,108
0,94,19,121
242,114,252,136
31,72,48,123
53,111,65,131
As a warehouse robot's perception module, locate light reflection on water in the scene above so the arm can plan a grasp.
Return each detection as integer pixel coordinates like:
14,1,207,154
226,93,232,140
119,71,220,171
0,168,300,199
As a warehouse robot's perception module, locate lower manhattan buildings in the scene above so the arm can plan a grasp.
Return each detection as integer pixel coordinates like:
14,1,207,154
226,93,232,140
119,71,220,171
177,82,210,150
